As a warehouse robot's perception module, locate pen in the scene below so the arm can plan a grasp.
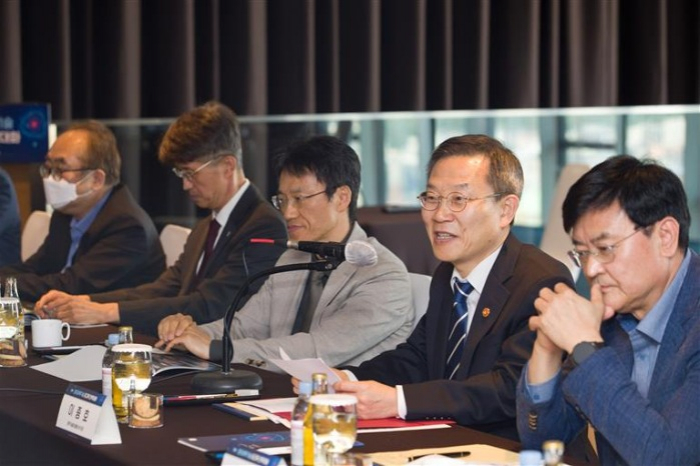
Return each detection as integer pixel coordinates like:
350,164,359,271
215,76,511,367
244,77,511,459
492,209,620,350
164,393,241,401
408,450,471,461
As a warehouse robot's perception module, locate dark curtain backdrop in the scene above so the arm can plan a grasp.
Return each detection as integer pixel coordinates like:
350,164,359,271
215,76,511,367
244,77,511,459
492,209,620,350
1,0,697,119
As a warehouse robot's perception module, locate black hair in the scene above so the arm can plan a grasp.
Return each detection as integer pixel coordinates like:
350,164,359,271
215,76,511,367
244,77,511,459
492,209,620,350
275,136,361,222
563,155,690,251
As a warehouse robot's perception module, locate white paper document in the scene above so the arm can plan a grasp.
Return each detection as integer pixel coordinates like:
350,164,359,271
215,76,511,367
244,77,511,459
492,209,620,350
31,345,106,381
267,348,341,390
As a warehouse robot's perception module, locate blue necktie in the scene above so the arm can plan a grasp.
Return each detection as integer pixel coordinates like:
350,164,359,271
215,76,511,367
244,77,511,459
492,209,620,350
445,279,474,379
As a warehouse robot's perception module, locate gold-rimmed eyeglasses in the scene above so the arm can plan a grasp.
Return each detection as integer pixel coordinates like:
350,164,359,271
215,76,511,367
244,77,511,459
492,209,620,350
567,226,647,268
417,191,504,212
271,190,326,211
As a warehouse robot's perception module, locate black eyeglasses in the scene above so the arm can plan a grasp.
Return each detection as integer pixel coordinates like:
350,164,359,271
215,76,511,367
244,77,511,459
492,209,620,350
271,190,326,211
39,164,95,181
567,227,646,268
417,191,504,212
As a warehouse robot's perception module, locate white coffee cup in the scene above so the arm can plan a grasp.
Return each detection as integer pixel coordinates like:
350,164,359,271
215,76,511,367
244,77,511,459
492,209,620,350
31,319,71,348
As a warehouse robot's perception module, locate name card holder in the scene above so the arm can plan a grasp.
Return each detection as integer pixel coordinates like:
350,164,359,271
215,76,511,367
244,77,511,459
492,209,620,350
222,444,288,466
55,383,121,445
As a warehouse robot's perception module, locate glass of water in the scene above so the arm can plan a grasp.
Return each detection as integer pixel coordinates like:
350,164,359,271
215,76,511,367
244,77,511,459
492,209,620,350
311,394,358,466
111,343,152,423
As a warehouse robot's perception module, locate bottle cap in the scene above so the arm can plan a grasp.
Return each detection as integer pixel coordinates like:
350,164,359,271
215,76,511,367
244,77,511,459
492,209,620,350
107,333,120,346
298,381,312,396
111,343,152,352
519,449,543,466
309,394,357,407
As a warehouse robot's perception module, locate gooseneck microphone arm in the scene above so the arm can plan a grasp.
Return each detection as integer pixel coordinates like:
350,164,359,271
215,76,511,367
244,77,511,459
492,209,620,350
190,259,341,394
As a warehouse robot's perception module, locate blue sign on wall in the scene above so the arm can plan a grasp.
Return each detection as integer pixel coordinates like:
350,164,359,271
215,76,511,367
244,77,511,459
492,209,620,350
0,103,51,163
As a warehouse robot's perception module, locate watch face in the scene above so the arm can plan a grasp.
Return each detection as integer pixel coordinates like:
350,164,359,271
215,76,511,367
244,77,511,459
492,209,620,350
572,341,603,366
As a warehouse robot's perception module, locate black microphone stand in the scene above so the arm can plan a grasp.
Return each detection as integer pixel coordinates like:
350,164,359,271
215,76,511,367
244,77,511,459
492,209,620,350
191,259,342,394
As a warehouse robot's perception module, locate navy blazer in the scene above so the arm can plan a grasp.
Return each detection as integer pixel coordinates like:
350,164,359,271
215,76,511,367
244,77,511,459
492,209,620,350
93,183,287,336
349,233,574,440
518,250,700,465
0,184,165,302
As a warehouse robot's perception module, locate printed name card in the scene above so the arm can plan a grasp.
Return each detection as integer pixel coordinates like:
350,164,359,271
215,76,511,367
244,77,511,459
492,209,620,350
55,383,121,445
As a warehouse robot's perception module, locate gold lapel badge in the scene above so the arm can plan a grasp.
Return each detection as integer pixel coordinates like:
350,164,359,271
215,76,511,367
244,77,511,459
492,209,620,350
482,307,491,318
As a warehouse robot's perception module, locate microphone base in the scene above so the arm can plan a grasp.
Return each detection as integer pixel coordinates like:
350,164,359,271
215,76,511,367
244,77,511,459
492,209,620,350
191,370,264,394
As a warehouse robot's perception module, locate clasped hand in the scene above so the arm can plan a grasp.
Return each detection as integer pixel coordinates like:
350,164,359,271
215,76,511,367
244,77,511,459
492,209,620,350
530,282,609,354
34,290,116,324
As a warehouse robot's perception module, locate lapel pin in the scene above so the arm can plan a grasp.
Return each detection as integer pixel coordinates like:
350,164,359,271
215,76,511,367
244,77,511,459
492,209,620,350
482,308,491,318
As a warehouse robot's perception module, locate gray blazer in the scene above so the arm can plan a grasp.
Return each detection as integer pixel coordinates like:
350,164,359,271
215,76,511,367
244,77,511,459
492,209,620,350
201,223,414,371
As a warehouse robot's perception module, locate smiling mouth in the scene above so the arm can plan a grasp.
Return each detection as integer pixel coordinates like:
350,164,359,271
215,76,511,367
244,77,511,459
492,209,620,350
434,232,455,240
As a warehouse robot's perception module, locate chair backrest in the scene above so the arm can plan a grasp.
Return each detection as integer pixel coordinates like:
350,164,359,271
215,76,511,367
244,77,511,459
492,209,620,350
159,224,192,267
409,272,432,331
21,210,52,261
540,164,590,281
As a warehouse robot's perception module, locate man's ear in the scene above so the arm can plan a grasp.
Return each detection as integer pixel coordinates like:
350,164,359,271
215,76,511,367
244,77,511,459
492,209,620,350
222,155,238,176
333,185,352,212
655,216,680,257
90,169,107,189
499,194,520,227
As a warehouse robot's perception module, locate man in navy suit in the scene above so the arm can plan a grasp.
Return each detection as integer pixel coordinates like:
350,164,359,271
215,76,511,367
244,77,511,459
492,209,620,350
331,135,573,440
518,155,700,464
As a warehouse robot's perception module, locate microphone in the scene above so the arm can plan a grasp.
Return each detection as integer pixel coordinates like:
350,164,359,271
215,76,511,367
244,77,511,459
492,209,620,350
250,239,378,267
191,259,343,394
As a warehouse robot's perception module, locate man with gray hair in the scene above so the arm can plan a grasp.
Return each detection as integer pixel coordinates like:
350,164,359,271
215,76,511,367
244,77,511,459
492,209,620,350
1,120,164,302
36,102,286,335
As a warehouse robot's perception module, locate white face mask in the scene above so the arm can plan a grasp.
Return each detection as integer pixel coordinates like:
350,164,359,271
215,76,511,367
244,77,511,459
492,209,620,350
42,172,93,210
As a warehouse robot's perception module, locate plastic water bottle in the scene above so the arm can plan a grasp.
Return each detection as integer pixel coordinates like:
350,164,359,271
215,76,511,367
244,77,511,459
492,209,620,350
291,381,312,466
101,333,120,396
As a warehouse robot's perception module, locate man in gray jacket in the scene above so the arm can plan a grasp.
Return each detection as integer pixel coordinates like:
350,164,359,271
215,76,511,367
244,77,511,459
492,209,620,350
157,136,413,370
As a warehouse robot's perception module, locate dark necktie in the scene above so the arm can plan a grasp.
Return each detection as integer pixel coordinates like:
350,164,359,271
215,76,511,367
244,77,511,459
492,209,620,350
197,218,220,278
292,269,329,334
445,278,474,379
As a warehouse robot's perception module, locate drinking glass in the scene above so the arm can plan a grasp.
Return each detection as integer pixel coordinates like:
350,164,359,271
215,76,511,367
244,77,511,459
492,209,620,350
111,343,152,423
310,394,358,466
0,297,26,367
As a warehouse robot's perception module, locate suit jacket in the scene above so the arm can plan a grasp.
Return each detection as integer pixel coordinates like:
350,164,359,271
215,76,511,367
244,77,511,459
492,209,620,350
348,233,574,440
93,184,286,336
0,168,20,267
517,251,700,465
200,223,414,370
0,184,165,303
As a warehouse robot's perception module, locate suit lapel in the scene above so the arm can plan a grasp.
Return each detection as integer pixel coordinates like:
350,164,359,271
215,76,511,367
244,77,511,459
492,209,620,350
457,234,519,377
647,253,700,402
182,219,210,293
197,185,261,279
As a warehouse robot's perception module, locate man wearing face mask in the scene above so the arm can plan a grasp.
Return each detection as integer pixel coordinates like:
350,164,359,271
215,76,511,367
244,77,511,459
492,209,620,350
0,120,165,303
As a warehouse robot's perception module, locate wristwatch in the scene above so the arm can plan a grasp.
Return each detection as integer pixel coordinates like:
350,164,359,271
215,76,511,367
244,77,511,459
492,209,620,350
571,341,604,366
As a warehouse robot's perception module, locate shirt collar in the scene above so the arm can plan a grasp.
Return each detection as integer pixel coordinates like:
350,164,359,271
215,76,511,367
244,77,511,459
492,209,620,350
69,188,112,234
212,179,250,227
619,250,691,343
451,244,503,293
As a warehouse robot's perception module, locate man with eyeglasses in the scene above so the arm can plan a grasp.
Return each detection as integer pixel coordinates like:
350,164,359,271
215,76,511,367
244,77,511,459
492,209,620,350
327,135,573,441
155,135,413,371
35,102,286,335
0,120,164,302
518,155,700,465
